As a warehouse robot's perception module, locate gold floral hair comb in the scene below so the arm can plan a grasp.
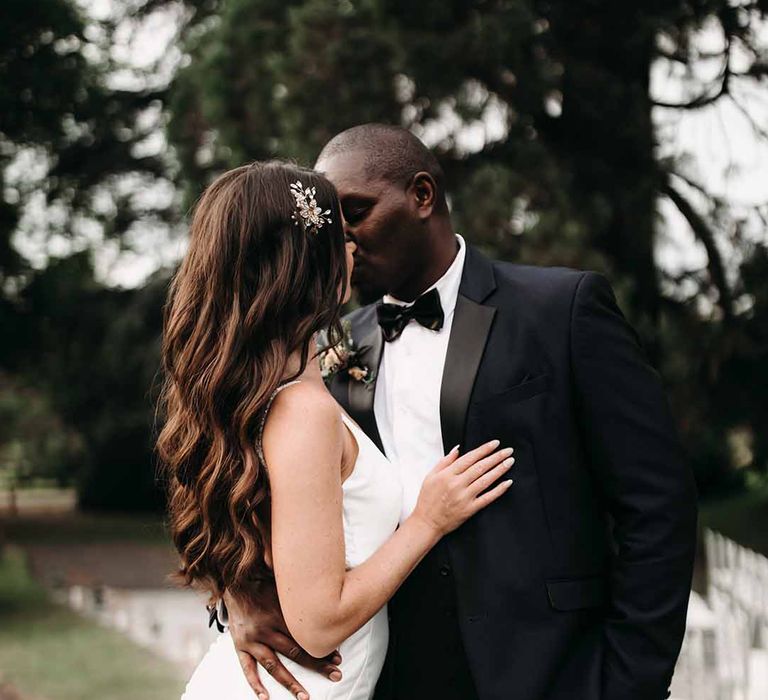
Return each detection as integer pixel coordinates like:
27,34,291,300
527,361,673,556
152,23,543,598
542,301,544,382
289,180,332,234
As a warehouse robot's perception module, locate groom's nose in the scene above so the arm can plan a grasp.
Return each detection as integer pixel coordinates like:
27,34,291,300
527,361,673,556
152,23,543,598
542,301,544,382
342,219,358,245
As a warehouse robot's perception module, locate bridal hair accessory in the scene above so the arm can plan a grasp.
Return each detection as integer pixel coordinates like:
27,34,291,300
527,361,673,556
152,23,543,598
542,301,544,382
289,180,332,234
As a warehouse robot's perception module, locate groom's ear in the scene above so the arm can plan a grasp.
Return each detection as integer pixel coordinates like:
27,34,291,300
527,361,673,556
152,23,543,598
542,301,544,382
409,171,437,221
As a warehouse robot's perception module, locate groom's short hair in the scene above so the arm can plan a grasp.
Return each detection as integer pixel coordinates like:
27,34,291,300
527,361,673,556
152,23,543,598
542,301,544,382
317,124,447,209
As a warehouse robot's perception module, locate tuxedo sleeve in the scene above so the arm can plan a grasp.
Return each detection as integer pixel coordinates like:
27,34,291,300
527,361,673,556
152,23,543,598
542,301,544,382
570,272,698,700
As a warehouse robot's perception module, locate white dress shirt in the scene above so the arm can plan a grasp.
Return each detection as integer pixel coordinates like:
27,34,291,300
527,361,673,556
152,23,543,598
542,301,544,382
374,234,467,520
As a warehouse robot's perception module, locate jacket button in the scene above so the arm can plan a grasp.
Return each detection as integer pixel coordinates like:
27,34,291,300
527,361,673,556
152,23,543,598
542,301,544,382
439,564,452,577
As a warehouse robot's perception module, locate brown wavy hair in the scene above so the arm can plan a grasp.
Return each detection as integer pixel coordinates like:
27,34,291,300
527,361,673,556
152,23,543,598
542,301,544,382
157,161,347,598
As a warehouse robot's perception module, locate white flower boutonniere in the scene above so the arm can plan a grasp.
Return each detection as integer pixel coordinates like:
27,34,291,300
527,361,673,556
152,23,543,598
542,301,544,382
318,320,376,386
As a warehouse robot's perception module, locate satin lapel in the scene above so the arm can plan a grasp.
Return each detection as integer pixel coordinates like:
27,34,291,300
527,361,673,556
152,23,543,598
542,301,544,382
439,295,496,453
439,245,498,453
347,321,385,454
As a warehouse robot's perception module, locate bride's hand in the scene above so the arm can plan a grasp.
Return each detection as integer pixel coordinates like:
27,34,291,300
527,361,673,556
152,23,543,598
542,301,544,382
412,440,514,537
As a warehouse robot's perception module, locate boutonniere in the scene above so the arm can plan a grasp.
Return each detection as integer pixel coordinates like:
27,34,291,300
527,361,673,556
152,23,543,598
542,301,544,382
318,320,376,385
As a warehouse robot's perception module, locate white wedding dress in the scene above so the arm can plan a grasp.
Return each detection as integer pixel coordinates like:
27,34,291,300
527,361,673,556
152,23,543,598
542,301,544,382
182,382,402,700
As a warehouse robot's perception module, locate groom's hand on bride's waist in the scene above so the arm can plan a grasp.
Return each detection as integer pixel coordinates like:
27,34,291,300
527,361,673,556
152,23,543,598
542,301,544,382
224,580,343,700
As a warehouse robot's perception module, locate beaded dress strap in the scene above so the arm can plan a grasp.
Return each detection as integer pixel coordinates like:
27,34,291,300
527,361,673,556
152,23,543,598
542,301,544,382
256,379,301,466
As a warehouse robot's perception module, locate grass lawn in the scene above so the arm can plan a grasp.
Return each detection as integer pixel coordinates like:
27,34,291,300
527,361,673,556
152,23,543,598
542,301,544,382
699,483,768,557
0,547,184,700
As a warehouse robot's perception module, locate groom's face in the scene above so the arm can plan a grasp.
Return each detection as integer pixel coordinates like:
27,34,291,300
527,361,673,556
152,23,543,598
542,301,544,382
316,151,420,302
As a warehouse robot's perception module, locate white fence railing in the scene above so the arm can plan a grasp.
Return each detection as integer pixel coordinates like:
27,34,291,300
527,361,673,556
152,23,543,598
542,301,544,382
671,528,768,700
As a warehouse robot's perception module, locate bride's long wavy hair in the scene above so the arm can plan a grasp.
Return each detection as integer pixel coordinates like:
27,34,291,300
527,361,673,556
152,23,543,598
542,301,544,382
157,161,347,598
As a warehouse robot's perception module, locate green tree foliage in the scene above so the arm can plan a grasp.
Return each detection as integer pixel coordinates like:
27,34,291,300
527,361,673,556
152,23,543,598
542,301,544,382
0,374,84,492
1,0,175,509
0,0,171,287
15,252,169,510
1,0,85,279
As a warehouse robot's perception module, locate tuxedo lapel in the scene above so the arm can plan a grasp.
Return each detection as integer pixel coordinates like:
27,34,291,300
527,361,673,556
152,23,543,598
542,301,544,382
345,312,385,454
439,246,497,454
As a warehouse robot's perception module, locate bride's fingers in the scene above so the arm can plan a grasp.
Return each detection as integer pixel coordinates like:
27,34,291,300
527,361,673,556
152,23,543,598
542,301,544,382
430,444,461,472
270,631,343,681
451,439,502,474
459,446,513,483
468,457,515,496
237,649,269,699
248,642,310,700
472,478,515,512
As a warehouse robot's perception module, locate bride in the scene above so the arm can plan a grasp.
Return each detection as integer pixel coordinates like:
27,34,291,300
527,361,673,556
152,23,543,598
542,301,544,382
157,161,514,699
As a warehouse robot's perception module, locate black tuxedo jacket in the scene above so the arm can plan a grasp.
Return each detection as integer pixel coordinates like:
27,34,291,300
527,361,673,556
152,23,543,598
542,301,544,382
328,245,698,700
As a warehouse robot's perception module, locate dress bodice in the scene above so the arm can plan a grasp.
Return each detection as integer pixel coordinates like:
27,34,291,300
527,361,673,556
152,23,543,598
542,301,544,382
339,412,402,568
183,382,402,700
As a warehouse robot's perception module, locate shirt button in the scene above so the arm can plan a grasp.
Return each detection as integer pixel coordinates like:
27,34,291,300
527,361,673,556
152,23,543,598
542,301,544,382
439,564,452,577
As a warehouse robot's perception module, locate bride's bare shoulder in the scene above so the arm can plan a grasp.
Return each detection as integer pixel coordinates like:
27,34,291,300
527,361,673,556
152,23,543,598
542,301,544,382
262,381,342,464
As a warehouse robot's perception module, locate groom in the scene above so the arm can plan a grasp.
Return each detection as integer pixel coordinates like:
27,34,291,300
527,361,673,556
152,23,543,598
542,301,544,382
227,124,698,700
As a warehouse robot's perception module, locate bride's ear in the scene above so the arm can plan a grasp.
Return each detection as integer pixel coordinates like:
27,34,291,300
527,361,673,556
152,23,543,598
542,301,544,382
409,171,436,220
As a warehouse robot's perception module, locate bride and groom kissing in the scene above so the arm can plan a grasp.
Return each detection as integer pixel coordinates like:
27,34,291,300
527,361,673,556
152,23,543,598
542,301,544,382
158,124,699,700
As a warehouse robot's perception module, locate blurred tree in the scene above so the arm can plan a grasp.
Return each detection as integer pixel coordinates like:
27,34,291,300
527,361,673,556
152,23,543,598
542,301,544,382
0,0,83,280
164,0,768,492
15,252,169,510
0,0,172,291
0,374,84,515
1,0,177,509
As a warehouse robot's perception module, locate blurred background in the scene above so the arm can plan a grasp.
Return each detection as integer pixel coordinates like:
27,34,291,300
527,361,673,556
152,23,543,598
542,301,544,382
1,0,767,698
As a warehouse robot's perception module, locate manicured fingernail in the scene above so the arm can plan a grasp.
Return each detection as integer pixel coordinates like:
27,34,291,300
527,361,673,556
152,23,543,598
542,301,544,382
502,447,514,457
297,693,309,700
258,694,267,700
489,439,500,448
450,444,460,453
330,671,342,682
505,479,514,486
503,457,515,468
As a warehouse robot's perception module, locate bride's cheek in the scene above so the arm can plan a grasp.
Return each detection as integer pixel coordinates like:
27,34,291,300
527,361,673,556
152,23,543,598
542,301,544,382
345,251,355,293
346,247,355,274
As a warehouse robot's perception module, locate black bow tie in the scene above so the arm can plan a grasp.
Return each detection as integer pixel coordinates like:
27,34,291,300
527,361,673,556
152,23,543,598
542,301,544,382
376,288,445,342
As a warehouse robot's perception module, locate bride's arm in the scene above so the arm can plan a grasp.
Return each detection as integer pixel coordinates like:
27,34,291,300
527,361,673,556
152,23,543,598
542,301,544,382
265,388,512,659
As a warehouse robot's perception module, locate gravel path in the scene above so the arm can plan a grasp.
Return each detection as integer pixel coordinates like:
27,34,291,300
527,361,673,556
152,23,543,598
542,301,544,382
25,542,179,590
